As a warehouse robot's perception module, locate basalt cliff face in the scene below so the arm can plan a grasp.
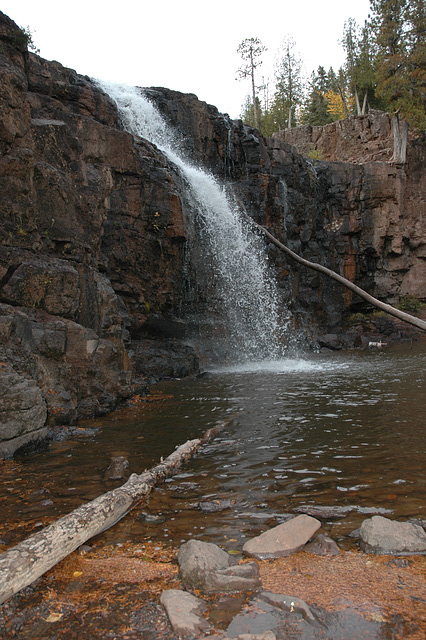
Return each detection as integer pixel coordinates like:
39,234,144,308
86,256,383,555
0,12,424,456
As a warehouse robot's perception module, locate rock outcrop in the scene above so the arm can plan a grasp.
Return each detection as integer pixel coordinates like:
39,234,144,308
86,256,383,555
274,111,394,163
0,11,424,455
0,12,199,455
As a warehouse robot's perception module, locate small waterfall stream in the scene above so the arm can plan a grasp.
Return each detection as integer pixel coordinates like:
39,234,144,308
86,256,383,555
98,81,288,364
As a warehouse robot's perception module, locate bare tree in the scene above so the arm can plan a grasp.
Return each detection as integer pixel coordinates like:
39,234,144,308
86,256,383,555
237,37,267,129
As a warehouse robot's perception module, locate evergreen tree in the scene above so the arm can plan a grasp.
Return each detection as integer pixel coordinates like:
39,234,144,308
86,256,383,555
341,18,378,114
369,0,426,162
272,37,305,129
302,67,334,125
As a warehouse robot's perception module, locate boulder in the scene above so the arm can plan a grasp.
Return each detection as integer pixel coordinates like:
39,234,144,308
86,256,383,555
177,539,261,593
160,589,212,638
243,515,321,559
359,516,426,555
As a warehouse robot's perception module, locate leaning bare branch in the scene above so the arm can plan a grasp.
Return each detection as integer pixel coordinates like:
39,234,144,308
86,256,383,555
251,219,426,332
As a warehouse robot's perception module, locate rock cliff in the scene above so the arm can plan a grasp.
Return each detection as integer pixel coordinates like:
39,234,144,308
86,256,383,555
0,12,424,456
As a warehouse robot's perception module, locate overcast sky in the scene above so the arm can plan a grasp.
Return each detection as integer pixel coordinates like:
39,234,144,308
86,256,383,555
2,0,371,119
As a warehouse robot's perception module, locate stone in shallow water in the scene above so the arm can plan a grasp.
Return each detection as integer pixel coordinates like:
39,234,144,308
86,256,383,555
225,592,324,638
178,539,261,593
160,589,212,637
294,505,355,519
224,633,277,640
304,533,340,556
359,515,426,555
242,515,321,559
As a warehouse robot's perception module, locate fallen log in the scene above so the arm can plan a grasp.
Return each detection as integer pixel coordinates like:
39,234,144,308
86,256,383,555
251,219,426,332
0,422,226,605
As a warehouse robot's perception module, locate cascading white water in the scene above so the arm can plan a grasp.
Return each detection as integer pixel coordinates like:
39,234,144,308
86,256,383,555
98,81,289,363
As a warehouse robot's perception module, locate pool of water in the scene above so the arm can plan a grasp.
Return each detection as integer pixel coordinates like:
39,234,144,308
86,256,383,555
1,342,425,552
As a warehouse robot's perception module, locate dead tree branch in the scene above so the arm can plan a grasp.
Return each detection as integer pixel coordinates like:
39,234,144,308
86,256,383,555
0,420,228,604
252,219,426,332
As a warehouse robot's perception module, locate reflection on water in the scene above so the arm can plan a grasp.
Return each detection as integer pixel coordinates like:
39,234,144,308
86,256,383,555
1,342,425,551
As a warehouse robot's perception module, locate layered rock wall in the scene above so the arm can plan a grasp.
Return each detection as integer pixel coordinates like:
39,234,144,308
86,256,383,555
274,112,394,163
0,13,198,455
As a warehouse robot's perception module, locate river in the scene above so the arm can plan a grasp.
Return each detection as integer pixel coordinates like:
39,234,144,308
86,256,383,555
1,341,425,553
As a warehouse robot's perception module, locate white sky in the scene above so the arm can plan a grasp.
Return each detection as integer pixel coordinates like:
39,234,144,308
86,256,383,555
2,0,371,119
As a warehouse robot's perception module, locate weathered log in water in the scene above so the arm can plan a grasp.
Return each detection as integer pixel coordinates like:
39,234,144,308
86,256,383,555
0,423,226,605
252,220,426,332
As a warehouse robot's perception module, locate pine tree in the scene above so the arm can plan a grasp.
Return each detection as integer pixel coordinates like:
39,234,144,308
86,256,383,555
302,67,334,126
341,18,378,115
272,37,305,129
369,0,426,162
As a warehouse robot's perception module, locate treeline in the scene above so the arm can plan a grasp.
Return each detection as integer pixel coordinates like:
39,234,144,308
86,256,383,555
238,0,425,162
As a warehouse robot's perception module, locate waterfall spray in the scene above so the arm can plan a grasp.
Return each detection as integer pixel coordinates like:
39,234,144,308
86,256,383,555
98,81,289,364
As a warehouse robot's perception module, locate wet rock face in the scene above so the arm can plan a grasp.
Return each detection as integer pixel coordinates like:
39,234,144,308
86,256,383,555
148,88,425,333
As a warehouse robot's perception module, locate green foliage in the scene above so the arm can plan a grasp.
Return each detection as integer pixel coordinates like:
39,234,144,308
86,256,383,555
306,147,323,160
346,310,386,325
238,2,424,138
369,0,426,131
398,295,426,312
301,68,334,126
272,37,305,129
12,25,39,53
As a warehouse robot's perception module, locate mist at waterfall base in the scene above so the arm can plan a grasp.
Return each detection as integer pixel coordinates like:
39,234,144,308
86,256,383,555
98,80,295,369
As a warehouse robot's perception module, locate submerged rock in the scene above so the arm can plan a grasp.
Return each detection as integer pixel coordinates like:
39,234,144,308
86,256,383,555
160,589,212,638
242,515,321,559
225,591,325,638
360,515,426,555
304,533,340,556
294,505,355,519
103,456,129,480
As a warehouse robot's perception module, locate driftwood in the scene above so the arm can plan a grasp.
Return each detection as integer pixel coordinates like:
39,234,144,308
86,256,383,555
0,423,225,605
251,220,426,332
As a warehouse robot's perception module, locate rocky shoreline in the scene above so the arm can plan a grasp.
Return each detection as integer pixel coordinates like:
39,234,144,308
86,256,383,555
0,513,425,639
159,515,426,639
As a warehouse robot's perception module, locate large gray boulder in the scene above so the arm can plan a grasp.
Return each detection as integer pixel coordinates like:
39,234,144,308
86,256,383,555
359,516,426,555
243,515,321,559
177,539,261,593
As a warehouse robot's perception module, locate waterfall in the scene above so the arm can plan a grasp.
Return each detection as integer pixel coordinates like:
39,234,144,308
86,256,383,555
97,81,289,364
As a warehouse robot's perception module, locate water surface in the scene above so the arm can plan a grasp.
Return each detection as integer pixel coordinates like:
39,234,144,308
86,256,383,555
1,342,424,552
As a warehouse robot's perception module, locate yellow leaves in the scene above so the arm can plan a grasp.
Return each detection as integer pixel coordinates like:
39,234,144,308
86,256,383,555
73,570,83,578
325,90,347,120
43,612,64,623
